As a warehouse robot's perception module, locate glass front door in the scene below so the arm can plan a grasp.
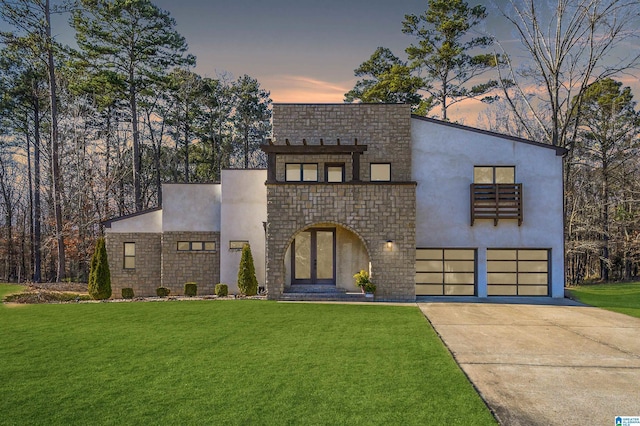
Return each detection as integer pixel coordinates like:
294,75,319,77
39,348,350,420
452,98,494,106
292,228,335,285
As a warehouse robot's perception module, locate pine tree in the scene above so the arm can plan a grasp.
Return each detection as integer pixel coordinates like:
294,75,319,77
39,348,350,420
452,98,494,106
88,237,111,300
237,243,258,296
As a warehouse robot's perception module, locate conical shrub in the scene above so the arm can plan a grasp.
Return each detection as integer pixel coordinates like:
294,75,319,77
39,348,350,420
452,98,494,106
237,243,258,296
88,237,112,300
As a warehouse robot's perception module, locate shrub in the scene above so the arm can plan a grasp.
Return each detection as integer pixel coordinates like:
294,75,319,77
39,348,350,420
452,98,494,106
237,243,258,296
121,288,134,299
215,283,228,297
354,269,376,294
88,237,112,300
184,282,197,297
156,287,170,297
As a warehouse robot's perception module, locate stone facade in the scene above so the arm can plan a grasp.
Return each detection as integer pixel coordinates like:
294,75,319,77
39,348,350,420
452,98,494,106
161,232,220,295
105,233,161,298
272,104,412,181
265,183,416,300
265,104,417,301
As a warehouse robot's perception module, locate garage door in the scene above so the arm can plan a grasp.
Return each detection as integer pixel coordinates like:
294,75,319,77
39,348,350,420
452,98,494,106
416,249,476,296
487,249,549,296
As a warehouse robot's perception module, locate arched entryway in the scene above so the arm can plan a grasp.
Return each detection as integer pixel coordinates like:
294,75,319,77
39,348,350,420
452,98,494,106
283,222,371,292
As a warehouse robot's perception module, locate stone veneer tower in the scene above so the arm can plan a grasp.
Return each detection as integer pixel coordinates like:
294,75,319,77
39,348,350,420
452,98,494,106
262,104,416,301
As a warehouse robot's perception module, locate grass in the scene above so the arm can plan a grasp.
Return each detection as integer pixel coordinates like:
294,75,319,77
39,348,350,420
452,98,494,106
568,281,640,319
0,284,496,425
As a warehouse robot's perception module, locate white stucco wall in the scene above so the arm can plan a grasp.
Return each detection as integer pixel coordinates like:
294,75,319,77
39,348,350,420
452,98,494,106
105,209,162,233
411,118,565,297
219,169,268,293
162,184,222,232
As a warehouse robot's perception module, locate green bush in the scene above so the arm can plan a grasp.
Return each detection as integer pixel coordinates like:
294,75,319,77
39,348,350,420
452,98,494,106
237,243,258,296
184,282,197,297
156,287,170,298
215,283,228,297
121,288,134,299
88,237,112,300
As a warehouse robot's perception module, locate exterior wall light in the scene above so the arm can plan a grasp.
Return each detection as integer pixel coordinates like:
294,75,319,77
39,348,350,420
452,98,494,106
386,240,393,249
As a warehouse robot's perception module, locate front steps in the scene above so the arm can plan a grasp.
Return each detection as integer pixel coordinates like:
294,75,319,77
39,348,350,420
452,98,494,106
280,284,371,302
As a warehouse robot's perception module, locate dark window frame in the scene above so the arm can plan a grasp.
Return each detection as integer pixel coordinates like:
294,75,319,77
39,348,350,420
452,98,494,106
473,165,516,184
123,242,136,270
325,163,345,183
285,163,319,182
370,162,391,182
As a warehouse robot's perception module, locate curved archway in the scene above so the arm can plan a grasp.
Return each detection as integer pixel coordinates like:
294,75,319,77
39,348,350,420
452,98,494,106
281,221,371,291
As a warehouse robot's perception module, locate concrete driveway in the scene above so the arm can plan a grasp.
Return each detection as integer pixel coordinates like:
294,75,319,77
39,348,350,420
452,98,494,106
418,301,640,426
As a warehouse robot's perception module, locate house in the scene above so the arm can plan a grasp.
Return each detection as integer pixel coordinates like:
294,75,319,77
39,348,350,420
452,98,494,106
104,103,567,300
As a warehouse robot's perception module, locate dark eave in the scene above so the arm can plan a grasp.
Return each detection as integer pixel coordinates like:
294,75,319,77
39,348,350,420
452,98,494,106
260,145,367,154
411,115,569,157
101,206,161,228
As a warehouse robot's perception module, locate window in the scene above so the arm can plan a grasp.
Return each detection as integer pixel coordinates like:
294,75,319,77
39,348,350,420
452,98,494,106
123,242,135,269
177,241,217,252
370,163,391,181
285,163,318,182
229,240,249,250
474,166,515,184
325,164,345,183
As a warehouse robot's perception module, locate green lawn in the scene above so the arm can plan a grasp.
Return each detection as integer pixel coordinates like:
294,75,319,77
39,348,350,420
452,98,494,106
0,284,495,425
568,282,640,319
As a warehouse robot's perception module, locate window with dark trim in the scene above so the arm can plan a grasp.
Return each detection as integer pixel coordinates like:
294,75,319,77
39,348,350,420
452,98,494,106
473,166,515,184
325,163,345,183
123,242,135,269
177,241,217,252
285,163,318,182
370,163,391,181
229,240,249,251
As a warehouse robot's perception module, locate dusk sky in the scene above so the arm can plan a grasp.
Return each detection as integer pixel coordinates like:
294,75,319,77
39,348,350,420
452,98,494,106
48,0,639,122
146,0,514,109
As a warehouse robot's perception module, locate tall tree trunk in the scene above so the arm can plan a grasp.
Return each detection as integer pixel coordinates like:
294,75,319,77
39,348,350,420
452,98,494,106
130,68,142,211
45,0,65,281
32,99,42,282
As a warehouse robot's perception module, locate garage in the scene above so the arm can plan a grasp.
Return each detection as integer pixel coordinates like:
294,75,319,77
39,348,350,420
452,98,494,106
487,249,549,296
416,248,476,296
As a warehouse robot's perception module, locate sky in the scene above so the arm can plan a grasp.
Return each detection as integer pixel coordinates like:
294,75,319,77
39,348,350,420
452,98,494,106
48,0,640,123
150,0,437,103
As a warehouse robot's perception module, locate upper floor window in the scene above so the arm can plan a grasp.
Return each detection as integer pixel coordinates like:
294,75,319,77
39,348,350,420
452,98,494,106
123,242,135,269
370,163,391,181
286,163,318,182
325,163,345,183
474,166,515,184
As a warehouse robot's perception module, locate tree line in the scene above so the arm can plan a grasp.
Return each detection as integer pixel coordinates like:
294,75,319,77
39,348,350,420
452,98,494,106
1,0,639,285
345,0,640,283
0,0,271,283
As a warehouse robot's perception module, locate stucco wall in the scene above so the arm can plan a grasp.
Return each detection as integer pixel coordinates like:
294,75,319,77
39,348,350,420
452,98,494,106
219,169,268,293
411,117,565,297
162,184,221,232
106,210,162,233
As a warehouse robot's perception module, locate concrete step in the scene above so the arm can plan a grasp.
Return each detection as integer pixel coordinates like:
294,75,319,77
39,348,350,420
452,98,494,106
279,291,372,302
284,285,346,294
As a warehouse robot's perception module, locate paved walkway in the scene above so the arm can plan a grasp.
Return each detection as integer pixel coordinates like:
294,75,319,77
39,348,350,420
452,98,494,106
418,301,640,426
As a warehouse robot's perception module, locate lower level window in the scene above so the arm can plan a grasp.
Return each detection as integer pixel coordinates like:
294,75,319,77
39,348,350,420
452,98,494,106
416,248,476,295
123,242,135,269
177,241,217,252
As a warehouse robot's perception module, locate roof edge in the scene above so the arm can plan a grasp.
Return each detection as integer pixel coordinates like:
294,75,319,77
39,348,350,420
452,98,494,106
101,206,162,228
411,115,568,156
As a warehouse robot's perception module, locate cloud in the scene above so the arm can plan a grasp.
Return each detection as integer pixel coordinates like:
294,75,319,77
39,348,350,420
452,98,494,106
266,75,355,103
